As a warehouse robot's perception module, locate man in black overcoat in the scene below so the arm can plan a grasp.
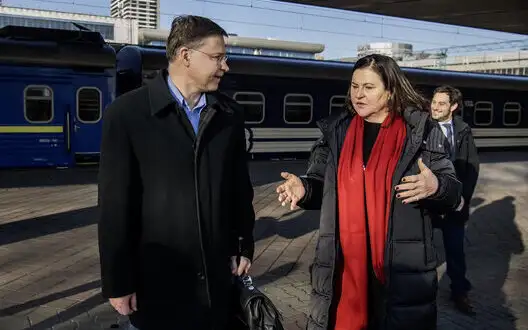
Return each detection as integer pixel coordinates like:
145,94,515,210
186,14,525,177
97,15,256,330
431,85,480,315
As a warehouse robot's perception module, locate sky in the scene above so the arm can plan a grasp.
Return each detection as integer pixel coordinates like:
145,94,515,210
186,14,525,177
3,0,527,59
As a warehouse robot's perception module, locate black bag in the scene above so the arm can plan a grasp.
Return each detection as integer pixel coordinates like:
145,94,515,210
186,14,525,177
231,275,285,330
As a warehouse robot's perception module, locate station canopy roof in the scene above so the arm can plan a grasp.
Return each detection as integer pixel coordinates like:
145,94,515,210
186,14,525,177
279,0,528,35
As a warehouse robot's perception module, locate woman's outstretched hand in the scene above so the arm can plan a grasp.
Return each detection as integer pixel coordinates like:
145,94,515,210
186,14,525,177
395,158,439,204
276,172,305,210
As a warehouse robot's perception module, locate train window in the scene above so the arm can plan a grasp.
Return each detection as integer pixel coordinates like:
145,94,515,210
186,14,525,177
24,86,53,123
473,101,493,126
77,88,102,123
234,92,265,124
329,95,347,115
503,102,522,126
284,94,313,124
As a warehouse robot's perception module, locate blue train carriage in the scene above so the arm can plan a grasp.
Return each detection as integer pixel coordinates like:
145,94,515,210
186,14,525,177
217,55,528,158
0,25,116,168
115,44,528,160
114,44,166,96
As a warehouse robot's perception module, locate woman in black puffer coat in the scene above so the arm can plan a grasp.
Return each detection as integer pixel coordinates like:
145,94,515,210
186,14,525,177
276,54,462,330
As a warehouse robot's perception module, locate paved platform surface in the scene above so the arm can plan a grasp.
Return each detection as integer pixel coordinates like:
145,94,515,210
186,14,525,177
0,151,527,329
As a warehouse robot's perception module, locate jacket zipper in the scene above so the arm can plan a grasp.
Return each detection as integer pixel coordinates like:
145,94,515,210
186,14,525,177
326,129,340,325
382,183,396,328
385,187,396,283
382,132,415,326
193,108,215,310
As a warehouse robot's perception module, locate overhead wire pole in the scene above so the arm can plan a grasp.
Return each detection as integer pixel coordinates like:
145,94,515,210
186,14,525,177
416,38,528,57
411,38,528,70
6,0,528,62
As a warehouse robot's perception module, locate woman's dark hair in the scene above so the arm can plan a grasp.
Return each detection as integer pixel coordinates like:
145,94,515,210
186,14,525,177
345,54,429,116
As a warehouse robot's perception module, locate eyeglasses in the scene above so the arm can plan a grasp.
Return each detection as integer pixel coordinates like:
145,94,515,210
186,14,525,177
190,48,228,65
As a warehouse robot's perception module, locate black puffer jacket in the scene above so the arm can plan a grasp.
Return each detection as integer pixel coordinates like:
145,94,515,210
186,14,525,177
298,107,462,330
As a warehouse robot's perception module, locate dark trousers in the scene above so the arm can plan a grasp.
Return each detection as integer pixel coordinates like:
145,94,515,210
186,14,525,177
437,220,472,296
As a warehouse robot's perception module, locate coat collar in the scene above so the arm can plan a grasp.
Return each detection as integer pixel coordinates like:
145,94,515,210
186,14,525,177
452,114,470,136
317,106,427,137
147,69,225,116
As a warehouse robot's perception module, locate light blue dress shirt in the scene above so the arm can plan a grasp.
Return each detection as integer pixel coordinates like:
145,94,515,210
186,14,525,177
167,76,206,135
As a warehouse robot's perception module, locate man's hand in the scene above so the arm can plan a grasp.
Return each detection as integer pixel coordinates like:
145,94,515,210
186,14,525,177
230,256,251,276
109,293,137,315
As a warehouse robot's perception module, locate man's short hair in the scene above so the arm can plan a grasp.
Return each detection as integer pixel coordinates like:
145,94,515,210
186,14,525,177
166,15,228,62
433,85,464,112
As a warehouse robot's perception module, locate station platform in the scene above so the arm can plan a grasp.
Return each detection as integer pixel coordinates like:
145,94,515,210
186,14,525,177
0,151,527,329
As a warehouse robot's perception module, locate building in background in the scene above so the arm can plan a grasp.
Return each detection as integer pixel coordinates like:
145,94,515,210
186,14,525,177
111,0,159,29
338,40,528,76
0,6,138,44
138,29,325,59
398,51,528,75
357,42,413,60
0,6,323,59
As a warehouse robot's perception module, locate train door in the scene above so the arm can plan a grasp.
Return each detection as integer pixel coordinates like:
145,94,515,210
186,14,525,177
0,74,74,168
72,80,106,163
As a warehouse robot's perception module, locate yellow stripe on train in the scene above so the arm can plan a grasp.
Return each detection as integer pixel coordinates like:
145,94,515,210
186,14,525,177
0,126,63,133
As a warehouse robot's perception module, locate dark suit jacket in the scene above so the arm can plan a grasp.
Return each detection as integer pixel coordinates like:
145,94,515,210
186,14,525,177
446,114,480,222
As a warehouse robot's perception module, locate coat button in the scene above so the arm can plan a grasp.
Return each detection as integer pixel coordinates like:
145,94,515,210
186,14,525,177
197,272,206,280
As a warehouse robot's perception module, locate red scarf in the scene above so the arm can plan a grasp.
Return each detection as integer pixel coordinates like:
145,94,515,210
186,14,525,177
334,114,406,330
